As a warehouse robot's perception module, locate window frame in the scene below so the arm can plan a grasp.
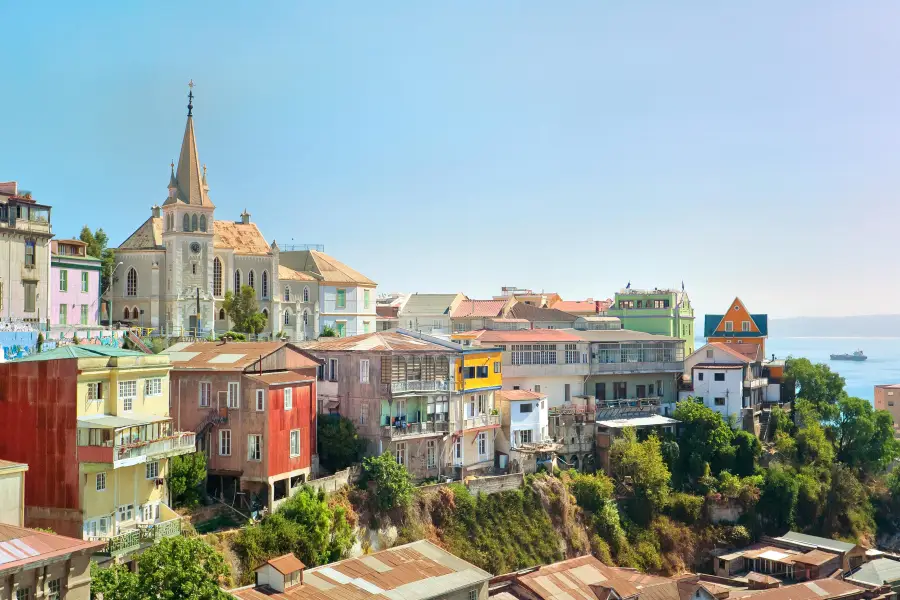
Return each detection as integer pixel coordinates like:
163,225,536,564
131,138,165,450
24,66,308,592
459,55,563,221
96,472,107,491
219,429,232,456
336,288,347,309
199,381,211,407
80,303,89,325
290,429,301,457
146,460,159,480
284,387,293,410
145,378,162,397
247,434,262,461
256,389,265,411
119,380,137,412
359,359,369,383
227,381,240,409
714,372,726,382
59,269,67,292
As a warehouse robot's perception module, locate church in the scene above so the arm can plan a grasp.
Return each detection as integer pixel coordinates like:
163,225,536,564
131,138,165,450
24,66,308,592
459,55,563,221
107,89,377,339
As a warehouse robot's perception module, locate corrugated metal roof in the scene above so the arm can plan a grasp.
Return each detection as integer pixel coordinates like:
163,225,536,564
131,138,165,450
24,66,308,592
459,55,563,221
775,532,857,554
568,329,682,343
10,346,149,362
506,303,578,323
497,390,546,402
0,524,105,574
729,579,862,600
399,294,462,317
457,329,583,343
164,341,319,371
246,371,316,386
302,331,455,353
76,413,172,429
848,558,900,586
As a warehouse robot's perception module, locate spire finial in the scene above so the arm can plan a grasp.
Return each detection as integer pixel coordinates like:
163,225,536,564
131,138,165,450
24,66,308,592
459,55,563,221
187,79,195,117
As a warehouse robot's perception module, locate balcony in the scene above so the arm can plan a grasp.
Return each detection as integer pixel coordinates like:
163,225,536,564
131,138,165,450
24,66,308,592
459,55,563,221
590,361,683,375
98,516,182,557
390,380,451,394
381,420,449,439
458,414,500,430
79,432,196,468
503,362,589,378
744,377,769,390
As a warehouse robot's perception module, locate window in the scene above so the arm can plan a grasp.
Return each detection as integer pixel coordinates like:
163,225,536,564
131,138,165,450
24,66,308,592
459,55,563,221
742,321,751,332
227,381,240,408
282,285,291,302
262,270,269,298
182,213,190,231
87,382,103,402
336,321,346,337
17,587,31,600
363,320,371,333
219,308,226,321
564,343,580,364
698,372,704,381
219,430,232,456
706,349,714,358
515,429,534,446
360,359,369,383
119,380,137,411
714,373,725,382
58,303,67,325
476,365,488,378
191,263,197,275
248,270,255,290
477,394,487,414
364,289,370,309
724,321,733,332
24,240,35,267
118,504,134,522
199,214,207,232
96,472,106,491
395,442,406,465
453,437,462,463
145,378,162,396
565,383,571,403
462,366,475,379
284,387,293,410
146,461,159,479
200,382,211,407
191,214,198,231
234,269,241,291
213,257,222,296
477,432,487,458
328,358,339,382
290,430,301,457
534,384,541,393
255,389,265,411
23,281,36,312
519,403,534,413
336,288,346,308
303,286,310,303
59,269,68,291
125,267,138,296
47,579,60,600
359,403,369,425
248,434,262,461
81,304,88,325
302,310,310,326
511,344,558,365
283,310,291,325
427,440,436,468
714,397,726,406
493,361,501,373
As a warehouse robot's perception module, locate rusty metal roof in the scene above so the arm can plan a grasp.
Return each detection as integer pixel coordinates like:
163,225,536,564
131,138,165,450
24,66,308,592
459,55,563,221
266,554,306,575
302,331,455,353
230,539,491,600
0,525,105,575
246,371,316,386
279,265,316,282
451,300,507,318
512,555,674,600
497,390,546,402
165,341,318,371
730,580,863,600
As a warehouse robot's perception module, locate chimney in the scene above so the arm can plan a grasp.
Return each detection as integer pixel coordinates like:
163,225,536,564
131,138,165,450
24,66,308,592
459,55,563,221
151,205,161,218
240,209,251,224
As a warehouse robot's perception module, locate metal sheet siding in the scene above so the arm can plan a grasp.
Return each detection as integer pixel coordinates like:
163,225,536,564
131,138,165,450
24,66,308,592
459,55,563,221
0,359,80,511
267,380,315,478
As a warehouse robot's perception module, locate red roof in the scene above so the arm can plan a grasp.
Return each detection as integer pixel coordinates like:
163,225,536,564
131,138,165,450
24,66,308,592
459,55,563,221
264,553,305,575
0,525,105,575
497,390,546,401
451,300,507,318
463,329,583,343
705,342,754,363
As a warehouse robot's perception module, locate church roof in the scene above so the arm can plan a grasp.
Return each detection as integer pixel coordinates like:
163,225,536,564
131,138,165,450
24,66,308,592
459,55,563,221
213,221,271,255
287,249,375,286
162,115,214,208
118,217,163,250
278,265,315,282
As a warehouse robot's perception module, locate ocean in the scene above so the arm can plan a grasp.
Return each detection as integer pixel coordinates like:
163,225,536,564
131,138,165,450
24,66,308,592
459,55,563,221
699,337,900,402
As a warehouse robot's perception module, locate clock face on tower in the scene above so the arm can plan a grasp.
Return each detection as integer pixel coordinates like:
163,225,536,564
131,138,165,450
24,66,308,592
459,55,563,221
190,242,201,254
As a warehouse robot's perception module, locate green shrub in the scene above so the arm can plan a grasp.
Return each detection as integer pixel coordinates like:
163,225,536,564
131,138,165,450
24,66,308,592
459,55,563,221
360,452,414,512
317,414,367,472
665,492,703,525
568,471,614,513
218,331,247,341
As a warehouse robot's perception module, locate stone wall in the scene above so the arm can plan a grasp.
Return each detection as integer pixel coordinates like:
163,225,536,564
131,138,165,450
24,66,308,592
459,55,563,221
466,472,524,495
307,465,362,494
708,502,744,524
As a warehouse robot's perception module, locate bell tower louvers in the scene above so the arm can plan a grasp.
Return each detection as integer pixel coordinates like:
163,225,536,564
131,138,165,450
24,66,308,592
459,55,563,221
160,83,216,335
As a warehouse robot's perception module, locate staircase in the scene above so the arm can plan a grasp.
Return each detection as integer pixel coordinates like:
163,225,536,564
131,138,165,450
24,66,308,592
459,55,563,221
759,409,772,442
126,330,153,354
196,408,228,438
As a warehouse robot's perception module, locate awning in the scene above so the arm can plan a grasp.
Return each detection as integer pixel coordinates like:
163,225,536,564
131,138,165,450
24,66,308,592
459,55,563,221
76,413,171,429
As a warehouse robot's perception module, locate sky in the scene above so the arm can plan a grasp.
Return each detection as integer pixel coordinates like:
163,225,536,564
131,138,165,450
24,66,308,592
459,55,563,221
1,2,898,319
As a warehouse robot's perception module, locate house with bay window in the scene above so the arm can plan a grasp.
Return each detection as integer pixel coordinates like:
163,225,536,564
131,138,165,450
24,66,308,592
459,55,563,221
164,340,320,512
0,346,195,563
304,330,503,480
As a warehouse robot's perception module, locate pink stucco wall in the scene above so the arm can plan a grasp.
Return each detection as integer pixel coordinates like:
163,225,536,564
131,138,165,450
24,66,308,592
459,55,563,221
49,264,100,326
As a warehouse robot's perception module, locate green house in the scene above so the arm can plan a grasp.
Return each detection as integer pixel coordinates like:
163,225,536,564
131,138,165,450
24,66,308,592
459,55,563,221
607,288,695,355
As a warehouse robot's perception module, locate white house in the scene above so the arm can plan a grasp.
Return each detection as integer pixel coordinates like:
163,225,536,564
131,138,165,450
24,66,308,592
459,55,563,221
495,389,552,474
679,342,768,428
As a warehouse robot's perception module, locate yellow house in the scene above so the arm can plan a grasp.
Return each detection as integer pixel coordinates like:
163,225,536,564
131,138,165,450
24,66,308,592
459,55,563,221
0,346,196,562
450,347,503,476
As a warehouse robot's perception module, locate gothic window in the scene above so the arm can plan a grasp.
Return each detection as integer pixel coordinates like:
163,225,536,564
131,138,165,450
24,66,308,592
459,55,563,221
213,258,222,297
284,310,291,326
182,213,190,231
248,270,256,290
219,308,226,321
262,308,268,323
132,307,140,320
303,286,310,303
283,285,291,302
234,269,241,292
199,215,207,232
191,214,198,232
123,307,130,320
262,271,269,299
302,309,309,326
126,268,138,297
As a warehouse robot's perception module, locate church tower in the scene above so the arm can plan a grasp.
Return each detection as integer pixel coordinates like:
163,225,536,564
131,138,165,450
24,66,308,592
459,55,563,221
160,82,216,334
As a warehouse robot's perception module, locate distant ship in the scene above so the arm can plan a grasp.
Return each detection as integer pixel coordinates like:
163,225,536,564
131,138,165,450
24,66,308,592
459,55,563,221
830,350,867,361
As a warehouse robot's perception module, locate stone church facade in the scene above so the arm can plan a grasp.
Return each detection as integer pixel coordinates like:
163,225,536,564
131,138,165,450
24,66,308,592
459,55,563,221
107,97,376,339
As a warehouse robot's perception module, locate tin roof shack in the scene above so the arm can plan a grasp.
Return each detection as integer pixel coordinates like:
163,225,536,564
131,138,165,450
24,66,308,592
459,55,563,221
766,532,869,572
0,524,105,600
847,558,900,598
729,580,869,600
595,414,678,476
713,544,841,582
228,539,492,600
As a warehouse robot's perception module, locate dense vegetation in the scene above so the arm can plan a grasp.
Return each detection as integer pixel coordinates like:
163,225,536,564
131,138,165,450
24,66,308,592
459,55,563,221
317,414,368,472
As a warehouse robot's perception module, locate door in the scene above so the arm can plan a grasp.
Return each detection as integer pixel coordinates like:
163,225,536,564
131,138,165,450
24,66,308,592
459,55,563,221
595,383,606,401
189,315,198,335
636,385,646,398
395,399,406,421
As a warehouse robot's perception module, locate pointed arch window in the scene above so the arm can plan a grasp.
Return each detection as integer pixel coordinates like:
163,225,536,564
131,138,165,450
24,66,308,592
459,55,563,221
126,267,138,297
219,308,226,321
213,257,222,297
262,308,268,323
302,309,309,326
262,271,269,299
283,285,291,302
234,269,241,292
284,310,291,326
132,307,140,320
123,307,130,320
248,270,256,290
191,214,198,232
182,213,190,232
199,215,207,232
303,286,310,303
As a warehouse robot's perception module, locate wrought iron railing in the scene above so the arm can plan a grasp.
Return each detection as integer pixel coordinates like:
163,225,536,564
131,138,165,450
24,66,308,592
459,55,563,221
390,380,451,393
114,432,196,462
381,421,449,439
102,517,182,557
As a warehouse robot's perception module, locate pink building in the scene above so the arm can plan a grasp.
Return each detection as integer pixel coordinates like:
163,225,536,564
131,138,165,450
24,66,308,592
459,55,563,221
50,239,102,328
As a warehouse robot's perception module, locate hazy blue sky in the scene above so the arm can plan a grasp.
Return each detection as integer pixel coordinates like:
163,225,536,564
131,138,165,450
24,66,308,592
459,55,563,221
1,2,897,318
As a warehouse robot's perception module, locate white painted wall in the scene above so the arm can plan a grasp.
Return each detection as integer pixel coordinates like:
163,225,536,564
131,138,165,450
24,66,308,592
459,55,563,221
680,367,744,420
0,470,24,526
502,376,584,408
508,398,548,446
319,284,377,336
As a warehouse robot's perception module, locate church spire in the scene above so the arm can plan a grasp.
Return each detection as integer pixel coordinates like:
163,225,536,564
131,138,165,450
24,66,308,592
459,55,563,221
170,81,214,208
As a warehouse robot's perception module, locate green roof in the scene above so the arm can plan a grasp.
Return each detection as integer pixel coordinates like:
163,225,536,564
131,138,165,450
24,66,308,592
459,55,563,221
10,346,148,362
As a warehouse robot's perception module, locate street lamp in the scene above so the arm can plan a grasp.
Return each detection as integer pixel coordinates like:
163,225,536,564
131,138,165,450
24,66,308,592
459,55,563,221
106,262,124,331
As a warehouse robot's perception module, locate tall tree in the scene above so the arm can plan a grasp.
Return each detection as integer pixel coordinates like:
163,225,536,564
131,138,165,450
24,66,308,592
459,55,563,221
672,400,736,478
222,285,266,334
360,451,415,512
609,429,671,524
169,452,207,508
784,358,846,421
317,414,368,472
79,225,116,293
833,396,900,474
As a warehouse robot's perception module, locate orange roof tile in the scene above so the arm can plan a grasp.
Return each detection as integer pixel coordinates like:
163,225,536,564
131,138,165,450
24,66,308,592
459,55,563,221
214,221,271,255
497,390,546,401
265,553,305,575
705,342,754,363
451,300,507,318
278,265,315,282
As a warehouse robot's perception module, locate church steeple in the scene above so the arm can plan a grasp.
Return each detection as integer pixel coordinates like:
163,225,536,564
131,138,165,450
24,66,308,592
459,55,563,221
164,81,215,208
